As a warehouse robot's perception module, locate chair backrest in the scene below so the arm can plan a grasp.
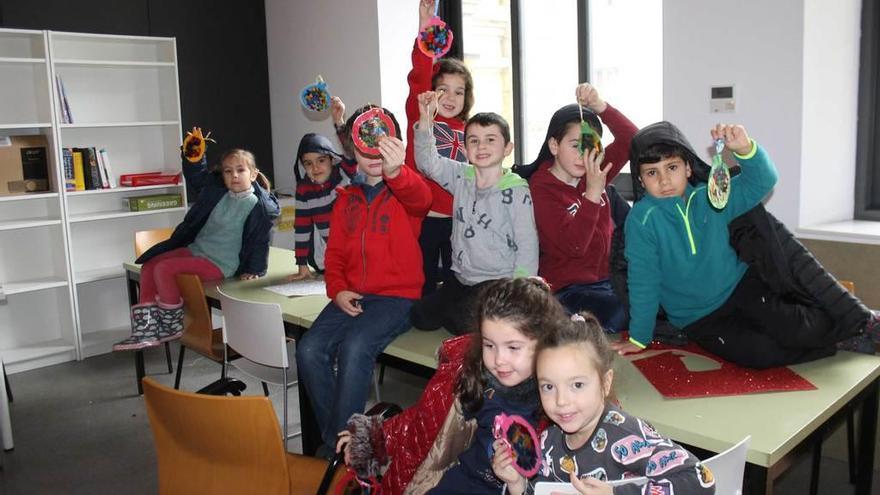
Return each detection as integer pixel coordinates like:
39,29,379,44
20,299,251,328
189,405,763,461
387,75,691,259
702,436,751,495
218,288,288,369
142,377,291,494
134,227,174,257
176,274,220,358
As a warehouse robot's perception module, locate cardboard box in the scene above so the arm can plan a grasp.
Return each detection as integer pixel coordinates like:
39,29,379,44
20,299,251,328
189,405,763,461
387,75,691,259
125,193,183,212
0,135,50,195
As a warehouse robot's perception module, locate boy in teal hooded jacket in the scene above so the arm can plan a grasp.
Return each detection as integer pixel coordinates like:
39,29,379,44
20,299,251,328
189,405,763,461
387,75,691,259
618,122,879,367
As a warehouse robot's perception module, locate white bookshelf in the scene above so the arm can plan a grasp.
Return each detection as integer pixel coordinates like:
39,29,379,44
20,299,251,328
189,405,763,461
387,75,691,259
0,29,185,373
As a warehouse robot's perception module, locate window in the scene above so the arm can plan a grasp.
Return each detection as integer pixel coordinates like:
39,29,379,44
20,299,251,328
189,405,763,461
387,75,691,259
855,0,880,220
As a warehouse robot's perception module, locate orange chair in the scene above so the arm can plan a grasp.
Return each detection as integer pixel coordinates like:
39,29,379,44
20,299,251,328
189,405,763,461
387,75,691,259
173,274,228,389
132,228,176,395
142,377,344,495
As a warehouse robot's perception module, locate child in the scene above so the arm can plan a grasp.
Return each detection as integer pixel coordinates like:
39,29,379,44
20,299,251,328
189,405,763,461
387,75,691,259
114,142,279,351
410,90,538,335
290,98,358,280
520,83,638,331
406,0,475,296
295,105,432,457
338,277,567,495
493,313,715,494
618,122,879,366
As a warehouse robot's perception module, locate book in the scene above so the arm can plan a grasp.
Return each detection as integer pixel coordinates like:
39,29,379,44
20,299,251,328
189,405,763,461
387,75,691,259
119,172,182,187
98,148,117,188
63,148,75,191
84,147,101,189
95,146,110,189
125,193,182,211
56,75,73,124
72,150,85,191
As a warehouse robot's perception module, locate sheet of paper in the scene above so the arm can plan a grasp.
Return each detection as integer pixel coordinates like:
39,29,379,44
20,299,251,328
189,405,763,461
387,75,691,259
534,477,647,494
263,279,326,297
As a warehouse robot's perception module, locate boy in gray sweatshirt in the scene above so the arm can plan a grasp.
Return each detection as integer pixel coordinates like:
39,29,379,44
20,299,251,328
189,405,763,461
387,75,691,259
410,90,538,334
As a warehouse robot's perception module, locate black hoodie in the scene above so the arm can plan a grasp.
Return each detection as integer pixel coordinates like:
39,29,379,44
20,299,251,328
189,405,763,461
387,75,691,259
627,121,712,200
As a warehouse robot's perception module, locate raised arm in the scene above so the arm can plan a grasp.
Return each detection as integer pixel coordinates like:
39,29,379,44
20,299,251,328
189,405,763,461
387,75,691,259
413,90,463,190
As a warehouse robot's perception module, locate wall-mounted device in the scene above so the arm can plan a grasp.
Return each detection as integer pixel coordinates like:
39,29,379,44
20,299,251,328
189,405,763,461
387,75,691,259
710,85,735,113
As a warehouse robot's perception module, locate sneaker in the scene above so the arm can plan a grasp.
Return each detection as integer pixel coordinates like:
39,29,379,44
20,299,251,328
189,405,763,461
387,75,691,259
837,332,876,355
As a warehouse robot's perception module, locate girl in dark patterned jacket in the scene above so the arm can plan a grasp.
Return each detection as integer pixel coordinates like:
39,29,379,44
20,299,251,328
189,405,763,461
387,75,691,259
493,313,715,495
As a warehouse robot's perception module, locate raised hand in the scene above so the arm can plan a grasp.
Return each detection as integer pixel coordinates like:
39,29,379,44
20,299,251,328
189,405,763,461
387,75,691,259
419,0,435,30
575,83,607,114
710,124,752,156
582,148,612,204
378,136,406,178
331,96,346,127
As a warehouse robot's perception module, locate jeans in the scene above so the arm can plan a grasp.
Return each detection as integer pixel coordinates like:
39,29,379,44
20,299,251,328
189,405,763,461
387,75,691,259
296,294,414,448
555,279,626,333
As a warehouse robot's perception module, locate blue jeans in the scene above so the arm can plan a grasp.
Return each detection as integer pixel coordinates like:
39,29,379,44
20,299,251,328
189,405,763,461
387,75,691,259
296,295,413,448
555,280,625,333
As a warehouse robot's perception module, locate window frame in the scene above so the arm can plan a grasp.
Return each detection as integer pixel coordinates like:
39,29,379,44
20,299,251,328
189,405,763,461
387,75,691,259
855,0,880,220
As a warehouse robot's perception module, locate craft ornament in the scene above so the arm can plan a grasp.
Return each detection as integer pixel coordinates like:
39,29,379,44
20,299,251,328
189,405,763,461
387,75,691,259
493,412,542,478
351,107,396,158
301,76,332,112
181,127,216,163
707,138,731,209
418,4,454,60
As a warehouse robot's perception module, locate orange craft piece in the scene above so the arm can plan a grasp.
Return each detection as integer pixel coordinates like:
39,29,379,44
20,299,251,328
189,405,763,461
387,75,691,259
182,127,215,163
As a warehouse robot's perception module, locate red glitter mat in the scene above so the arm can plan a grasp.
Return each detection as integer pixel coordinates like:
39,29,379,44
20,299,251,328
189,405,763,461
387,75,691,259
630,342,816,398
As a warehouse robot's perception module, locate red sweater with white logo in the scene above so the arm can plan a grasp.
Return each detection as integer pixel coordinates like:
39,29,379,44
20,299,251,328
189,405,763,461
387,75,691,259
405,39,467,216
530,104,637,291
324,165,432,301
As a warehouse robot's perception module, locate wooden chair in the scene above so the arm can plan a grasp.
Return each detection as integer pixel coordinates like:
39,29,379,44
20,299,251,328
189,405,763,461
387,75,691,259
142,378,343,495
132,228,176,395
173,274,228,390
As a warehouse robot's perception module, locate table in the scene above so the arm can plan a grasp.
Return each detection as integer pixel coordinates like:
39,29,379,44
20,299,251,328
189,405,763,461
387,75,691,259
125,248,879,494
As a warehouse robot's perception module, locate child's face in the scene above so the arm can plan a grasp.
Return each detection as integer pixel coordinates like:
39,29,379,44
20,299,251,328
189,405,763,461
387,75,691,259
301,152,333,184
481,318,537,388
435,73,466,119
548,123,588,181
353,148,384,184
638,155,692,199
465,124,513,169
537,343,612,448
221,157,257,193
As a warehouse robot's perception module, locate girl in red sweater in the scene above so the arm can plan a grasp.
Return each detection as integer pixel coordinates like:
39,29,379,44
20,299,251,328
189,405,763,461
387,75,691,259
407,0,475,296
519,84,638,332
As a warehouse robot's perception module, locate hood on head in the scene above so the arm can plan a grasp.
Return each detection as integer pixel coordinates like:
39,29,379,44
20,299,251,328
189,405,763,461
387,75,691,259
512,104,602,180
295,133,344,182
628,121,711,200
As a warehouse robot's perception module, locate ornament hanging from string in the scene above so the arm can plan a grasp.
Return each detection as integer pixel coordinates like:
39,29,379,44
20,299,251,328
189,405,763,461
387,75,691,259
351,106,397,158
418,1,454,60
301,75,332,112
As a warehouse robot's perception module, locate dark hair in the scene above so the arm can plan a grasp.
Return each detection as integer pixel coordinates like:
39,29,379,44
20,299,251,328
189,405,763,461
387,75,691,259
341,104,402,157
465,112,511,144
634,142,689,169
432,58,474,121
536,312,615,402
219,148,271,190
456,278,567,414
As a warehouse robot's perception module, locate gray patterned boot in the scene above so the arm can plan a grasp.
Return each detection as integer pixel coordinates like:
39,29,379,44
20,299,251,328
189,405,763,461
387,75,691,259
112,303,160,351
155,299,185,343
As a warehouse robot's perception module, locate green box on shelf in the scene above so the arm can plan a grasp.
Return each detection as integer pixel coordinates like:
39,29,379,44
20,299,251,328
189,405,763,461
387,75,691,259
126,193,182,212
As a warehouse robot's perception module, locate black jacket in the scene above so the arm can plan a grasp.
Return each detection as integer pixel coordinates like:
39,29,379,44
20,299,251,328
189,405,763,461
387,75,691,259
136,158,281,276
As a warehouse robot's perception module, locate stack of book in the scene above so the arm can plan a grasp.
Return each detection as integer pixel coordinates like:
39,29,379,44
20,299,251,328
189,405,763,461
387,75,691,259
62,147,116,191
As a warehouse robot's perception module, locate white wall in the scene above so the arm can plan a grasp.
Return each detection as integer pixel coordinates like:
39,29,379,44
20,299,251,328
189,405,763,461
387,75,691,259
800,0,861,227
377,0,417,131
265,0,382,194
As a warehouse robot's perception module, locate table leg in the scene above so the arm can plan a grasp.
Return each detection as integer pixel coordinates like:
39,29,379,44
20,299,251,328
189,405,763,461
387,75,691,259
745,463,771,495
855,378,878,494
135,351,145,396
298,378,321,456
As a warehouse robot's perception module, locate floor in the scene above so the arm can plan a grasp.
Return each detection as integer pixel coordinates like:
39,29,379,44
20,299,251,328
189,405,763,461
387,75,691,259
0,344,877,494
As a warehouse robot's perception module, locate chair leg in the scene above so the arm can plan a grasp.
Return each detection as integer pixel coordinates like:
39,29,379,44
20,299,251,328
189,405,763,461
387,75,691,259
164,342,173,374
261,382,270,397
378,363,386,385
282,369,289,452
174,346,186,390
373,368,381,403
3,366,11,403
135,350,146,395
810,434,822,495
847,407,857,483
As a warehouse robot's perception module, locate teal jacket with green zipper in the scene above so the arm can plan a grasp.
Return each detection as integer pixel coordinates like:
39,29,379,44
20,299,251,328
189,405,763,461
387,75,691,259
623,141,778,348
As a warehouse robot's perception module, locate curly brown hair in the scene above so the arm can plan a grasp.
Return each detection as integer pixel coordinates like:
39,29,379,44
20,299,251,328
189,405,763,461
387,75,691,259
456,278,568,414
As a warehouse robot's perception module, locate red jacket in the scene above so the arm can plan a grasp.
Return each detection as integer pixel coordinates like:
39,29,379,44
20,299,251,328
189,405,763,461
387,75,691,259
324,166,431,300
377,335,472,495
405,39,466,216
531,104,638,290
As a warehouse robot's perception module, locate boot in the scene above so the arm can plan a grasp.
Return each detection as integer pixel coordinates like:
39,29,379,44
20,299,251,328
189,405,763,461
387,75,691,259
112,303,160,351
155,299,185,343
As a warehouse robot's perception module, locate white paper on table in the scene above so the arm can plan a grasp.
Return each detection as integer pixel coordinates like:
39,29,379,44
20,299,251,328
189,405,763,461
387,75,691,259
263,280,326,297
534,477,648,494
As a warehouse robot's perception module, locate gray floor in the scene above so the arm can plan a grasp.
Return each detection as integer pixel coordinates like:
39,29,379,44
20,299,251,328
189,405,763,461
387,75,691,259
0,344,877,494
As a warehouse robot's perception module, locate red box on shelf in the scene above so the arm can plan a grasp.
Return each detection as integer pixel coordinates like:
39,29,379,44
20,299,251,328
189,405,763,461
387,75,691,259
119,172,182,187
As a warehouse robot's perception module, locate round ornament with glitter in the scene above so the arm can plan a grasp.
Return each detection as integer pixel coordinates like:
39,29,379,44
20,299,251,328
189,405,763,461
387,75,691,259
351,107,397,158
300,76,331,112
418,16,454,60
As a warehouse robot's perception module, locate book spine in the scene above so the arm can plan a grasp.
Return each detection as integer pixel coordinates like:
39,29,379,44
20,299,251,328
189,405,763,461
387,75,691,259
95,147,110,189
99,149,117,188
63,148,75,191
57,75,73,124
86,148,102,189
72,150,85,191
